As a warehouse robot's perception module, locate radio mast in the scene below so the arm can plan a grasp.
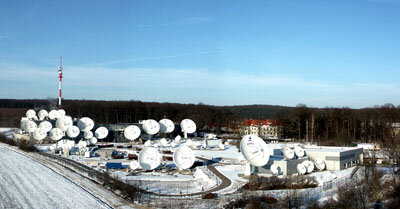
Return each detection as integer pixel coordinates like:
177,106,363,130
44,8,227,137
58,56,63,109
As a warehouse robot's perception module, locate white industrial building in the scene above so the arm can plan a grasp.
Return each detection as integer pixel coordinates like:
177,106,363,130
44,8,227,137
251,145,363,175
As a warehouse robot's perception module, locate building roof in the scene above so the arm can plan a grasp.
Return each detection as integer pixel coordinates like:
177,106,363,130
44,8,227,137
243,119,280,127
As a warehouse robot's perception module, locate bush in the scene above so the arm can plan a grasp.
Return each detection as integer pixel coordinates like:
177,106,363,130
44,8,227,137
243,176,318,191
202,193,218,199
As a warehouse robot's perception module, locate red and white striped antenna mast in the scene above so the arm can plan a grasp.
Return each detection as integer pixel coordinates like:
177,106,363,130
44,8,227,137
58,56,63,109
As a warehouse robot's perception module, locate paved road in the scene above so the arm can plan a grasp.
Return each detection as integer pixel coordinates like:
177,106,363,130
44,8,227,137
0,144,111,209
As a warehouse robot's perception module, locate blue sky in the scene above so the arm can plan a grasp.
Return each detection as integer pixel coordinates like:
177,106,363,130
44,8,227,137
1,0,400,108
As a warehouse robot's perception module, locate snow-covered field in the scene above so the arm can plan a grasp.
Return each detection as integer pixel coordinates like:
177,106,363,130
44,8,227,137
0,144,111,209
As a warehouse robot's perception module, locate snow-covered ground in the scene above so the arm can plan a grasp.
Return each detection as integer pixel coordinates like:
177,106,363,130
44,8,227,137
0,144,111,209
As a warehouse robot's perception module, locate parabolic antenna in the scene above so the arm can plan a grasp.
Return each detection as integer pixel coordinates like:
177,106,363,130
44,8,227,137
49,128,64,141
66,126,80,138
56,116,73,132
297,163,307,175
124,125,141,141
38,109,48,120
83,131,93,139
33,128,47,141
138,147,161,170
180,119,196,138
170,141,176,148
315,158,326,170
219,142,225,150
26,121,37,133
185,139,193,146
142,119,160,135
49,144,56,152
175,135,181,143
159,119,175,133
21,119,29,131
129,161,139,170
173,145,195,170
160,138,168,147
302,160,315,173
240,134,270,167
294,146,305,158
144,140,151,147
77,140,87,149
57,139,75,150
89,137,97,145
48,110,58,120
94,127,108,139
57,109,66,118
39,121,52,133
270,164,280,175
282,147,295,160
26,109,36,119
77,117,95,132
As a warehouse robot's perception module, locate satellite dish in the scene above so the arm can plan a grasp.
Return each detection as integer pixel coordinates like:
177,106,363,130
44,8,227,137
170,141,176,148
57,139,75,150
83,131,93,139
240,135,270,167
77,117,95,132
185,139,193,146
124,125,141,141
129,161,139,170
38,109,48,120
219,142,225,150
49,144,57,152
180,119,196,138
48,110,58,120
21,119,29,131
175,135,181,143
26,121,37,133
160,138,168,147
270,164,280,175
297,163,307,175
56,116,73,132
39,121,52,133
159,119,175,133
94,127,108,139
138,147,161,170
315,158,326,170
77,140,87,149
294,146,305,158
144,140,151,147
142,119,160,135
26,109,36,119
302,160,315,173
89,137,97,145
282,147,295,160
33,128,47,141
66,126,80,138
49,128,64,141
57,109,66,118
173,145,195,170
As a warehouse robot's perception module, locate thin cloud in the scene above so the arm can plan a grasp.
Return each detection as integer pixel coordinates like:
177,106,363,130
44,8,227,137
137,17,213,28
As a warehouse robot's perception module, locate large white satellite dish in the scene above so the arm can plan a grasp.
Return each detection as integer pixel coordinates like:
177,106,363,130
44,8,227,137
94,127,108,139
66,126,80,138
26,121,37,133
89,137,97,145
294,146,305,158
175,135,181,143
38,109,48,120
302,160,314,173
282,147,295,160
77,117,95,132
173,145,195,170
48,110,58,120
159,119,175,133
33,128,47,141
56,116,73,132
297,163,307,175
142,119,160,136
26,109,36,119
138,147,161,170
124,125,141,141
240,135,270,167
83,131,93,139
180,119,196,138
49,128,64,141
57,109,66,118
270,164,280,175
129,161,139,170
315,158,326,170
39,121,52,133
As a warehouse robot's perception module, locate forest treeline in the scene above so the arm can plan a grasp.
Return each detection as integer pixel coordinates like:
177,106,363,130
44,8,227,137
0,99,399,145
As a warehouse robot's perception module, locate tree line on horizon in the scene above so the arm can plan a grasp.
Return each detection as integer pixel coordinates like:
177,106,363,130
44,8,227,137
0,99,399,145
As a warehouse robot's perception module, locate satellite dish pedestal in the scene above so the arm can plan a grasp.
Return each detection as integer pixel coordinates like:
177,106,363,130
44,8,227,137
184,132,188,139
244,163,251,176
